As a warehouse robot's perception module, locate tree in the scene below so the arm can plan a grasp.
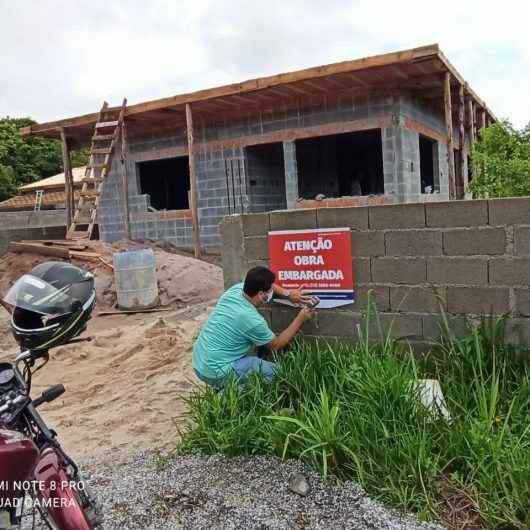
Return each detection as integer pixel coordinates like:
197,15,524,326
468,120,530,198
0,117,89,202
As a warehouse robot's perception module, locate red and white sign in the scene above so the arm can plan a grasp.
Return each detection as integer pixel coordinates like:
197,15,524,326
268,227,354,309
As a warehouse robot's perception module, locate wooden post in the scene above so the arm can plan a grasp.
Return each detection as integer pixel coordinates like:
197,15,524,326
480,108,487,132
185,103,201,258
60,128,73,229
444,72,456,200
468,99,476,144
458,84,467,199
120,120,132,239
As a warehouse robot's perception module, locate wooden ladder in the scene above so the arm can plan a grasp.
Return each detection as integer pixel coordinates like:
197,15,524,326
34,190,44,211
66,98,127,240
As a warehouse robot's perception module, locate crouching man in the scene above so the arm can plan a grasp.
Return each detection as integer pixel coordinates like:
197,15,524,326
192,266,314,388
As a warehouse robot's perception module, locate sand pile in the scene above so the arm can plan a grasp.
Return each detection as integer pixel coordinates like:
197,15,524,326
0,240,225,459
0,240,224,311
0,303,214,458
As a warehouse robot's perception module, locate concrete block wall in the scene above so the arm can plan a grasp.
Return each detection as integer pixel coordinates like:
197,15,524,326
220,197,530,347
97,92,452,250
246,143,286,213
0,210,66,255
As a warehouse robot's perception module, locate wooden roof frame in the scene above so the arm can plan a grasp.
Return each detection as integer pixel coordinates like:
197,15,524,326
20,43,496,144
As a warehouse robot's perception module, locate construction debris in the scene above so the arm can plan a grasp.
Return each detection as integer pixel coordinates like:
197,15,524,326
8,240,106,263
0,240,224,313
97,308,173,317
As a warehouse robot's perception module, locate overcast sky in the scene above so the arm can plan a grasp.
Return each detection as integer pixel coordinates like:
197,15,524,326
1,0,529,128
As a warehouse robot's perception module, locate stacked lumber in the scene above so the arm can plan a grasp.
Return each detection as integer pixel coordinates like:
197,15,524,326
7,240,113,269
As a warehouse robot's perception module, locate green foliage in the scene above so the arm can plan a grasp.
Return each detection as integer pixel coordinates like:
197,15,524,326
0,165,17,200
0,117,90,202
178,314,530,528
469,120,530,198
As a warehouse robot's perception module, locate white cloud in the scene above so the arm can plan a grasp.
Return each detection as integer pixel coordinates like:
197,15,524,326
1,0,528,127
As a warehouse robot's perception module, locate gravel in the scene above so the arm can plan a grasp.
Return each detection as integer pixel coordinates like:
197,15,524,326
22,451,443,529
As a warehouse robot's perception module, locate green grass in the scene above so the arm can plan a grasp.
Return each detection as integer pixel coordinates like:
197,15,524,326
177,312,530,529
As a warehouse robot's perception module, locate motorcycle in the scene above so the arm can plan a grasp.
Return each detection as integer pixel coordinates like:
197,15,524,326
0,345,102,529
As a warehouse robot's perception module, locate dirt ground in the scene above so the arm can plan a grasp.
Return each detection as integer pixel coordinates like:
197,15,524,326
0,241,224,460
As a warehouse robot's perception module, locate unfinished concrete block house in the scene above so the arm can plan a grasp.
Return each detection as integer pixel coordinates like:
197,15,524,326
21,44,495,252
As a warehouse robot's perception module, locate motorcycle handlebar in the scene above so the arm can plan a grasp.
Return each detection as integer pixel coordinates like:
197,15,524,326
32,384,65,408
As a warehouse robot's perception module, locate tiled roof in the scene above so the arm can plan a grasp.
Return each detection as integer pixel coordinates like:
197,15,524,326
0,190,80,211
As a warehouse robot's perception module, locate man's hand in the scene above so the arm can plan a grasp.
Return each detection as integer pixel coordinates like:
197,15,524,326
288,287,314,306
297,306,314,322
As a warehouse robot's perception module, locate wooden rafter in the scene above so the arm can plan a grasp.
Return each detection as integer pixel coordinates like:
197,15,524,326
444,72,456,199
21,44,497,143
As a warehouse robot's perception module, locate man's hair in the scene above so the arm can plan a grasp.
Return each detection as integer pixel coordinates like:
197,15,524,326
243,266,275,297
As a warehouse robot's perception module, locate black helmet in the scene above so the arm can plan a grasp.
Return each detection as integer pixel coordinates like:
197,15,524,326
1,262,96,352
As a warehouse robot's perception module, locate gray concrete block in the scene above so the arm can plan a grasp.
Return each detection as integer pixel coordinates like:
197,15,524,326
390,286,444,313
447,286,510,314
352,231,385,257
370,313,422,339
241,213,271,237
371,257,426,284
489,197,530,226
489,258,530,285
505,318,530,347
317,207,368,230
426,200,488,228
355,257,371,284
443,228,506,256
422,314,470,340
427,257,488,285
219,216,245,288
244,236,269,260
354,285,390,312
514,288,530,316
316,310,362,337
385,230,442,256
369,203,425,229
271,306,319,335
246,260,270,272
270,209,316,231
514,226,530,256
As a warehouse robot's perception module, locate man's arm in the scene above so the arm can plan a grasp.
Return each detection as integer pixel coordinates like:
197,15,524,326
267,306,313,351
272,284,313,305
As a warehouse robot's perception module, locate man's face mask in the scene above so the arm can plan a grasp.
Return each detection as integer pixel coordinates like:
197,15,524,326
262,288,273,303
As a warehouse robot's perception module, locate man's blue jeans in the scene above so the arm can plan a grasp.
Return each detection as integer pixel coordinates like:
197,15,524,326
194,356,277,389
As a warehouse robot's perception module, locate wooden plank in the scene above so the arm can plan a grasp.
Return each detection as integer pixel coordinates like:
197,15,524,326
436,50,497,122
458,84,467,199
8,242,70,258
98,308,173,316
120,118,131,239
60,128,73,228
22,240,88,251
444,72,456,200
92,134,114,141
467,98,476,144
21,44,441,137
69,251,102,261
95,120,119,128
479,108,486,132
98,257,114,271
185,103,201,259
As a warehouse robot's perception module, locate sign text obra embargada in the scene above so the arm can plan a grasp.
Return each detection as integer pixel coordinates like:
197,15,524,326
268,227,354,309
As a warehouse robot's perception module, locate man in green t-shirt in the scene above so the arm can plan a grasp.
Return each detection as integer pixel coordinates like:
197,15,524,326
192,266,314,388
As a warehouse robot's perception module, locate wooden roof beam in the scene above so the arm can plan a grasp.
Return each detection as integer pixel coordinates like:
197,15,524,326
21,44,441,137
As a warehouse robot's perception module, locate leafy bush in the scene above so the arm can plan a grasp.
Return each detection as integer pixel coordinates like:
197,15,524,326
178,316,530,528
0,117,89,201
469,121,530,198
